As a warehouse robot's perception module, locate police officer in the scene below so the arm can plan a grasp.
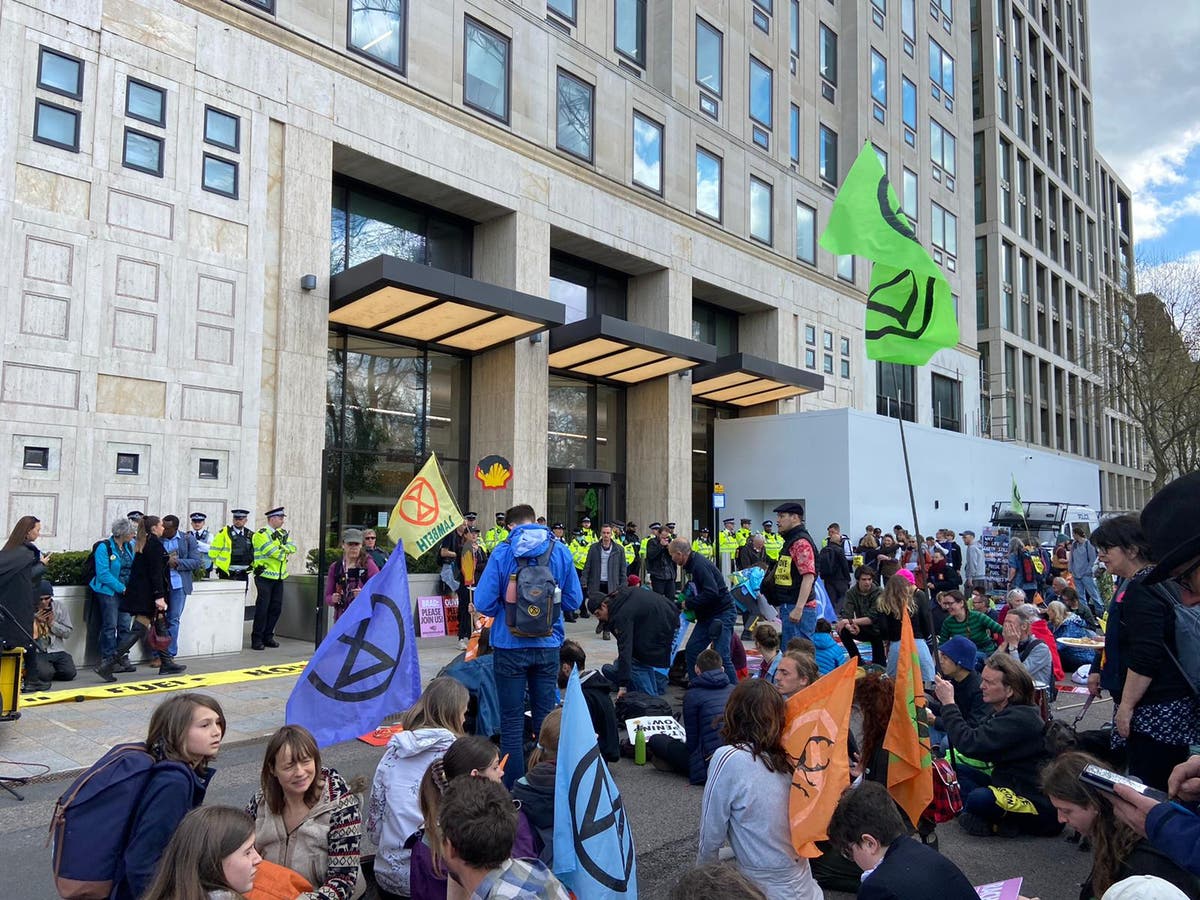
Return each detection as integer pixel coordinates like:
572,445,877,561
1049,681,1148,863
771,502,819,647
665,522,677,540
762,520,784,561
569,528,592,618
691,528,715,561
189,513,212,578
639,523,660,578
717,517,739,563
579,516,596,545
250,506,297,650
550,522,566,543
735,518,753,549
209,509,255,580
623,521,641,569
613,521,636,567
482,512,509,554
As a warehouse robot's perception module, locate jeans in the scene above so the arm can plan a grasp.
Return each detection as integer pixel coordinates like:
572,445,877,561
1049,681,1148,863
685,608,737,686
779,602,818,647
97,593,132,661
886,635,936,683
1075,574,1103,614
492,646,559,788
602,661,668,696
166,586,186,658
958,763,1061,835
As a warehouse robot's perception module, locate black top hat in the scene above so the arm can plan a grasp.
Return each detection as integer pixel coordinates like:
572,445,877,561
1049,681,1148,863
1142,472,1200,585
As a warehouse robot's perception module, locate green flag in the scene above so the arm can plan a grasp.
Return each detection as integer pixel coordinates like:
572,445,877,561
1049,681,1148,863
819,143,959,366
1010,475,1023,517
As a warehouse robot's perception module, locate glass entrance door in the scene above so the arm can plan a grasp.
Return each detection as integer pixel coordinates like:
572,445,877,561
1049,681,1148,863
547,469,619,533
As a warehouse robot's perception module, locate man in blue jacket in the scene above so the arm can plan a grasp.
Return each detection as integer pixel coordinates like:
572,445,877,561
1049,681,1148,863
669,538,737,686
474,504,582,787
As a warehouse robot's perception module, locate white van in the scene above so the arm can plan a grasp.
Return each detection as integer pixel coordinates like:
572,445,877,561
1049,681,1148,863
989,501,1100,546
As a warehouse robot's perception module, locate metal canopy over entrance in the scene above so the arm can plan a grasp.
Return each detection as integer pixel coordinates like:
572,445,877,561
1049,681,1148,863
691,352,825,407
329,255,565,352
547,314,717,383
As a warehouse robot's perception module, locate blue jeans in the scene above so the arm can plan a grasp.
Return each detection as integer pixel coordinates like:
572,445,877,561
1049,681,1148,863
685,608,737,686
779,602,818,647
166,586,186,658
492,646,559,788
886,635,936,683
602,661,668,696
1075,574,1102,613
97,593,132,661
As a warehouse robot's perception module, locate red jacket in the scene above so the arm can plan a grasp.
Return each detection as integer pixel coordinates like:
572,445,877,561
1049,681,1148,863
1030,619,1065,681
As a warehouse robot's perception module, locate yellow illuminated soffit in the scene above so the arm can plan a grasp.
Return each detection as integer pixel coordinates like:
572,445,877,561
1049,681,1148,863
383,303,492,340
547,338,627,369
328,286,438,327
729,385,810,406
691,372,758,395
573,347,666,377
609,357,696,383
442,316,542,351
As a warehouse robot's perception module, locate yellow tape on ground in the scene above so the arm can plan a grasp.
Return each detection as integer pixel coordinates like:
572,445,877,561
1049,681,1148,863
18,660,310,707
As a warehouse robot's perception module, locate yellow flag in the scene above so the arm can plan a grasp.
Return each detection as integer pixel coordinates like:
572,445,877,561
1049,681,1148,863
783,658,858,857
387,454,463,559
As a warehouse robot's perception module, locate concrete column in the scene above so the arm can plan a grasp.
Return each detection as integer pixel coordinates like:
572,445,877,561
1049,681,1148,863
625,268,692,534
468,211,551,517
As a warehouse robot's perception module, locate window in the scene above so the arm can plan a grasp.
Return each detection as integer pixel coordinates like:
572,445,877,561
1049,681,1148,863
547,0,576,22
819,25,838,86
902,0,916,50
202,154,238,198
931,201,958,257
871,0,886,27
125,78,166,127
752,0,771,33
23,447,49,470
795,202,816,264
819,125,838,184
902,77,917,146
37,47,83,99
929,38,954,101
692,301,739,355
550,252,628,324
823,354,835,374
696,147,722,221
840,358,850,378
870,50,887,122
789,104,799,163
204,107,240,151
840,337,850,356
349,0,406,72
902,169,918,220
790,0,800,57
749,57,773,148
116,452,140,475
33,100,80,151
696,17,722,97
877,362,915,421
805,348,816,368
837,255,854,282
930,118,956,179
749,177,772,245
198,458,220,479
873,144,888,174
823,330,834,350
122,128,164,176
463,17,509,122
555,70,593,161
932,374,962,431
632,112,663,194
615,0,646,67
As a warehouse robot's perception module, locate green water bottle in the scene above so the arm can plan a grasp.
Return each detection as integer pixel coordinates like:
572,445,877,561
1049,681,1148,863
634,724,646,765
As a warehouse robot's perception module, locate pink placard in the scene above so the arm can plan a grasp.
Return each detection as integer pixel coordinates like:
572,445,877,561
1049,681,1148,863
417,594,446,638
975,877,1023,900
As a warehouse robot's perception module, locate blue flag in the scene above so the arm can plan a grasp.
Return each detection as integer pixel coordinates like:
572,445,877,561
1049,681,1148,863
285,544,422,747
553,667,638,898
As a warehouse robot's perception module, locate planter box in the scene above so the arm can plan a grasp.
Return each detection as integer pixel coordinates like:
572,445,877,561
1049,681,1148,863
272,572,444,644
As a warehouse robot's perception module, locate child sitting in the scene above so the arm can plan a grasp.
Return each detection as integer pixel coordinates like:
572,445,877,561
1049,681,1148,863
812,618,849,675
647,648,734,784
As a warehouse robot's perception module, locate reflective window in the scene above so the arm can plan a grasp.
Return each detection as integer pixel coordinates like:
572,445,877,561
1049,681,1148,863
349,0,406,72
123,129,163,176
464,17,509,122
696,148,721,221
548,375,625,472
632,112,663,193
126,79,166,126
556,70,593,161
696,17,722,96
550,252,628,325
902,77,917,129
33,100,79,151
902,168,918,220
204,107,239,151
931,202,958,256
929,38,954,97
795,202,816,264
749,57,773,128
902,0,916,40
871,49,887,110
692,300,739,356
37,47,83,99
615,0,646,66
819,25,837,85
789,104,799,163
749,177,772,245
202,154,237,198
819,125,838,183
930,119,957,176
547,0,576,21
790,0,800,56
837,254,854,282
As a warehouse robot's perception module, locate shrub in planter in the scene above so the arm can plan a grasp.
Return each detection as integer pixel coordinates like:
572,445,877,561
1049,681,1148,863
45,551,92,586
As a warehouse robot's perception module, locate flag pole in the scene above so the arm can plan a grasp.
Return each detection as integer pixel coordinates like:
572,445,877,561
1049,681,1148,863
891,374,927,585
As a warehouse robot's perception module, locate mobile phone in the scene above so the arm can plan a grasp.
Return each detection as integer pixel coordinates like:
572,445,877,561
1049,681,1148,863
1080,764,1169,803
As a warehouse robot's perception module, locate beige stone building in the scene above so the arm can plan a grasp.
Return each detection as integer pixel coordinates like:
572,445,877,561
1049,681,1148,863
0,0,984,558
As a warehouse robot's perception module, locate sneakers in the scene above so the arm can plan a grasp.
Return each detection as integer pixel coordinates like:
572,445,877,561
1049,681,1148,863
458,638,468,651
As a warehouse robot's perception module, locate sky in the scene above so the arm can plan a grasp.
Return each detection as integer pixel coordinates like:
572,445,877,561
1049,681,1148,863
1089,0,1200,263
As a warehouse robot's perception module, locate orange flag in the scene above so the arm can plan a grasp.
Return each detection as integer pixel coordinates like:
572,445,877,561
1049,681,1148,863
882,608,934,828
783,657,858,857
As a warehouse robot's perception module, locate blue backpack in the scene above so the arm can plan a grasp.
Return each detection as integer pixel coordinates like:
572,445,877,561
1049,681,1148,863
49,742,188,899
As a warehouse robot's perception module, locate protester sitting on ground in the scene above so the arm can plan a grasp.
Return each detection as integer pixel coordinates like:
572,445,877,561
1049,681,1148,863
999,603,1055,687
1046,599,1099,671
437,776,569,900
926,547,962,601
245,725,364,900
874,571,936,683
558,640,619,763
1060,585,1100,630
836,566,885,666
1104,876,1193,900
367,677,469,900
786,636,816,656
932,653,1061,837
29,580,75,687
698,679,822,900
112,693,227,900
995,587,1029,625
938,589,1004,663
774,650,818,700
590,579,678,697
647,648,734,784
926,636,990,751
140,806,260,900
89,516,137,678
1041,752,1200,900
826,781,980,900
325,528,380,623
512,709,561,865
811,618,848,675
972,586,1001,621
730,630,749,680
669,862,768,900
410,735,538,899
754,623,782,683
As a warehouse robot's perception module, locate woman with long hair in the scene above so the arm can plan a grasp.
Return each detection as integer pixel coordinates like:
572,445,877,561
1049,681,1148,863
513,708,561,865
113,693,227,899
141,806,260,900
246,725,365,899
102,515,179,680
0,514,47,685
1088,514,1196,790
698,679,821,900
1041,752,1200,900
1046,599,1099,671
367,677,470,899
874,572,936,683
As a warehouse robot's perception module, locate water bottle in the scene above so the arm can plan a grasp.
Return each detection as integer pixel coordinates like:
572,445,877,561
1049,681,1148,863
634,724,646,766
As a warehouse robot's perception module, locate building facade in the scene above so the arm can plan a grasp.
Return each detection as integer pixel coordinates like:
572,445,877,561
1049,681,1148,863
970,0,1150,513
0,0,983,558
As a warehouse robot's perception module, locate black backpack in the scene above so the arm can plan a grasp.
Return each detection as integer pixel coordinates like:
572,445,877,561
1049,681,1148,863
614,691,673,723
78,539,111,590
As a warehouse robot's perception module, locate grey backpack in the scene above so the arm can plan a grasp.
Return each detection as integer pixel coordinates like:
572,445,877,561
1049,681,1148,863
505,545,559,638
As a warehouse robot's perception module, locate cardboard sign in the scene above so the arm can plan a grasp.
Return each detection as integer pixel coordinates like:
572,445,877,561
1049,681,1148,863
624,715,686,744
975,878,1023,900
417,594,446,637
442,593,460,637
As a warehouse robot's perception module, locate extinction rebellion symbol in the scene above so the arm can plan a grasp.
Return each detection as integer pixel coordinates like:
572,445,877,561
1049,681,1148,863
568,745,636,891
398,477,440,527
307,593,405,703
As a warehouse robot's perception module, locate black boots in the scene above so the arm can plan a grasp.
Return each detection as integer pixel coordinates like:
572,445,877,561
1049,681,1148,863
98,622,148,682
158,655,186,675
